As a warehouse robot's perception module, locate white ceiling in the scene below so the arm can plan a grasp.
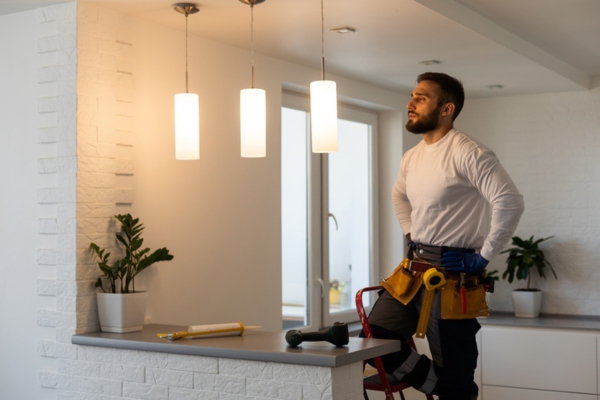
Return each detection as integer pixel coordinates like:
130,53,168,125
2,0,599,98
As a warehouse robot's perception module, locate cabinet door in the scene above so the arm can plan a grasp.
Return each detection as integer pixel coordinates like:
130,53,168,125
482,326,596,394
483,385,596,400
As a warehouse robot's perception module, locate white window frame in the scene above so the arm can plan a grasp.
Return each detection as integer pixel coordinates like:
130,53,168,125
282,90,379,330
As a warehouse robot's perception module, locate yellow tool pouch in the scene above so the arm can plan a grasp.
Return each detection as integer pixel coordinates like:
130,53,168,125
381,258,423,305
440,277,490,319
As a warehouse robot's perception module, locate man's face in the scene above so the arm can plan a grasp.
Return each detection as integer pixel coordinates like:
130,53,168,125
405,80,444,134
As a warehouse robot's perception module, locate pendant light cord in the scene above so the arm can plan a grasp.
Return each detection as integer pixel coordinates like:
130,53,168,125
321,0,325,80
185,13,189,93
251,4,255,88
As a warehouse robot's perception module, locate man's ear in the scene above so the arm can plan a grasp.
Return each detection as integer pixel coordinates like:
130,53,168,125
441,103,455,118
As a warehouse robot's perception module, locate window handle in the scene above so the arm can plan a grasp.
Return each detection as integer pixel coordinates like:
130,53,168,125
316,277,325,298
328,213,339,230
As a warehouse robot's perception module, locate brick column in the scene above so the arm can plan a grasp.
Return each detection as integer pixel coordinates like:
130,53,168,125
37,2,135,394
36,2,80,389
75,1,134,335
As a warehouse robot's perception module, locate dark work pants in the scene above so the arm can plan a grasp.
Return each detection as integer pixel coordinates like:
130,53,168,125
362,290,480,399
361,246,480,399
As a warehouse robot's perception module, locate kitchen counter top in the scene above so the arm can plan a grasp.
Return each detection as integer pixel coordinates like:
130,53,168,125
72,324,400,368
480,311,600,331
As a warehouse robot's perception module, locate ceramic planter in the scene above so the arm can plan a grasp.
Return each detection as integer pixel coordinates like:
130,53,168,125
97,292,148,333
486,292,492,310
512,289,542,318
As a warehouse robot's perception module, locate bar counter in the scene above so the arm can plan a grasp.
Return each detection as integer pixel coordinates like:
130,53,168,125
71,324,400,399
72,324,399,368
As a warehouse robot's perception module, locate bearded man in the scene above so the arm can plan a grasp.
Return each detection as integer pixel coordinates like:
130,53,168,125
361,72,524,400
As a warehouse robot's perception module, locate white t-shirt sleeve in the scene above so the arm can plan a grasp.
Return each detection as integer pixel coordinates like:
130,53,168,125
462,147,524,260
392,157,413,237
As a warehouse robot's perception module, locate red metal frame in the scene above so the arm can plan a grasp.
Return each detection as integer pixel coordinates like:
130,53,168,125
356,285,434,400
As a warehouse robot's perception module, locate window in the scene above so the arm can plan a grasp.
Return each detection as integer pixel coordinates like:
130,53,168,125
281,91,378,330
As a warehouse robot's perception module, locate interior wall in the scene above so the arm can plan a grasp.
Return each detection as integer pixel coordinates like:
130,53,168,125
6,1,598,397
127,14,402,331
0,3,402,397
458,83,600,315
3,3,598,399
0,8,57,400
378,108,409,277
379,84,600,317
129,16,281,330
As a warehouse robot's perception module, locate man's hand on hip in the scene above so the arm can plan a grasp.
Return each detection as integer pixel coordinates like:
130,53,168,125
441,252,488,274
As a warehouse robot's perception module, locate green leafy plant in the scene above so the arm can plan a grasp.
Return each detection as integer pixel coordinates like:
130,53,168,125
484,269,500,281
89,214,174,293
500,235,557,290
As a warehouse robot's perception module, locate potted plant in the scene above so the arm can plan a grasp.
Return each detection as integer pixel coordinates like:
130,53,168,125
500,235,556,318
89,214,173,332
329,279,343,306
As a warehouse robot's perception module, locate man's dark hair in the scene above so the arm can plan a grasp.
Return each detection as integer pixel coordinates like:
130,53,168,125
417,72,465,121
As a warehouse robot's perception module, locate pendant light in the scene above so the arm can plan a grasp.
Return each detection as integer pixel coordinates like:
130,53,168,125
239,0,266,158
310,0,338,153
174,3,200,160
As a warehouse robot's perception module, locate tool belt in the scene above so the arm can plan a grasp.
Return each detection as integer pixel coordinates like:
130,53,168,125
381,257,490,320
440,271,490,319
380,258,424,305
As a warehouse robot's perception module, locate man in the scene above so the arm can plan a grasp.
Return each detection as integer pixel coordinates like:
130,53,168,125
363,72,524,399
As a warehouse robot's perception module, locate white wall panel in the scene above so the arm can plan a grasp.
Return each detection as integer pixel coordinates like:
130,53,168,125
483,385,596,400
482,326,597,394
460,86,600,315
0,6,62,400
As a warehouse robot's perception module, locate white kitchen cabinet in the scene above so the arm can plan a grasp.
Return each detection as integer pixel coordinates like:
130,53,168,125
368,319,600,400
481,326,597,395
483,385,597,400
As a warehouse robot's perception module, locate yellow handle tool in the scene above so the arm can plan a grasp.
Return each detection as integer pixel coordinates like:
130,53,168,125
416,269,446,339
416,290,434,339
157,322,261,340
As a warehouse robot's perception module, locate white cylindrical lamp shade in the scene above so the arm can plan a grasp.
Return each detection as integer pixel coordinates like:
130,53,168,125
240,88,266,158
310,80,338,153
174,93,200,160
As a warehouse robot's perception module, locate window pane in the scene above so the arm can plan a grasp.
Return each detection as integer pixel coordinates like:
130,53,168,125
281,107,309,329
328,119,371,314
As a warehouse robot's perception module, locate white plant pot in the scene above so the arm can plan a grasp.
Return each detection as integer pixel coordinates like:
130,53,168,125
97,292,148,333
486,292,492,310
511,290,542,318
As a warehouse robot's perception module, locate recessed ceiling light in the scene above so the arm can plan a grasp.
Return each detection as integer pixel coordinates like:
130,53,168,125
485,84,504,89
419,60,442,66
330,27,356,34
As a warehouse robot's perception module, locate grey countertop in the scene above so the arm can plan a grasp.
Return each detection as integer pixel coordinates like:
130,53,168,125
72,324,400,368
480,311,600,331
72,314,600,368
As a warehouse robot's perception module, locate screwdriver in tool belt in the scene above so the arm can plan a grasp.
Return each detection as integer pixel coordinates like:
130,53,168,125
460,273,467,314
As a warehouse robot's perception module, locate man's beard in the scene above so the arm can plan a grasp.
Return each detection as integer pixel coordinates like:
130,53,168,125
406,104,442,134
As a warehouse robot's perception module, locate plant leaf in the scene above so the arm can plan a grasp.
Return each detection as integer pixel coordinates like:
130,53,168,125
501,235,557,286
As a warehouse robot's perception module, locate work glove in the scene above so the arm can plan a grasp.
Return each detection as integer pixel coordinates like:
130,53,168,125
406,240,416,259
440,251,489,274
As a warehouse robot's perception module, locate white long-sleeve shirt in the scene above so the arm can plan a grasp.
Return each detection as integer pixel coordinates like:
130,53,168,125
392,129,524,261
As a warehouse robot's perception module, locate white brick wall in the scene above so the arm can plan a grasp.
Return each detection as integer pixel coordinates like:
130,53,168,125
459,84,600,315
74,1,134,336
36,2,136,397
73,3,133,338
61,11,135,378
36,3,79,398
42,346,363,400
